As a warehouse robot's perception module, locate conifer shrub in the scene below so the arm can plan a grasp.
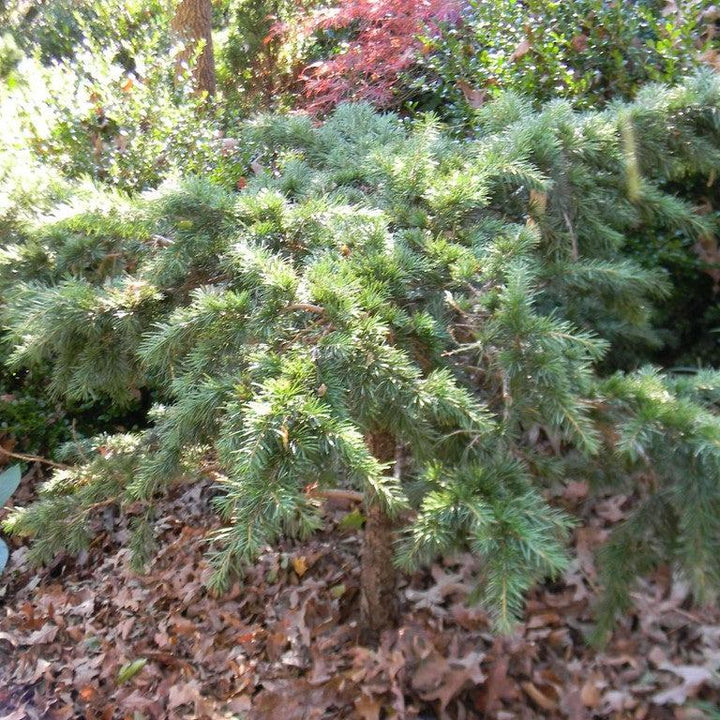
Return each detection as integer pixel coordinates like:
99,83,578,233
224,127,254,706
242,0,720,364
4,76,720,638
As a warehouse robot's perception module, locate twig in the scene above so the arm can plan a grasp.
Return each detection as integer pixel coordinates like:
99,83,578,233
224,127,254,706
501,372,512,423
83,497,120,513
0,447,69,470
307,488,363,503
284,303,325,315
670,607,705,625
563,210,579,260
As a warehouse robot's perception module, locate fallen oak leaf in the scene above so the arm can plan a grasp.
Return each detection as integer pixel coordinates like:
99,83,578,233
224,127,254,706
168,680,201,711
0,631,17,646
0,710,28,720
412,648,485,712
265,628,289,661
26,623,58,646
354,693,381,720
292,555,308,578
580,679,602,708
564,481,589,501
405,565,468,616
28,658,52,684
652,664,715,705
560,688,587,720
226,695,252,713
599,689,634,714
476,651,511,714
595,494,627,522
252,677,353,720
142,650,194,673
77,686,98,702
73,655,104,686
648,646,668,668
456,79,488,108
522,681,558,712
118,690,158,714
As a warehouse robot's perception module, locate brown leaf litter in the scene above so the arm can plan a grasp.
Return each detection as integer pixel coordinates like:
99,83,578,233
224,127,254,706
0,473,719,719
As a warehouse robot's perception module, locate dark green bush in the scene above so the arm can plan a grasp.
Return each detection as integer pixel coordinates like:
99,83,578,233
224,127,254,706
0,379,73,456
409,0,718,121
216,0,317,113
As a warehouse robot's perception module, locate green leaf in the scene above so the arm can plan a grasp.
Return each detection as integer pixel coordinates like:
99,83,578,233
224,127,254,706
117,658,147,684
0,465,21,507
0,539,8,573
339,509,365,530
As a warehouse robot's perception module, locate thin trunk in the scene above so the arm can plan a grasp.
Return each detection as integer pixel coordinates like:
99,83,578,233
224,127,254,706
360,431,398,645
171,0,216,97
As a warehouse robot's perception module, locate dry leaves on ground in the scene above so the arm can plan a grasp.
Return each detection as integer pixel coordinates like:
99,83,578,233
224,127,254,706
1,473,719,719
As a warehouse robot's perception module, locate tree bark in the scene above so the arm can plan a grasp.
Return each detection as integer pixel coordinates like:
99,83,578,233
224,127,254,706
360,431,398,645
171,0,216,97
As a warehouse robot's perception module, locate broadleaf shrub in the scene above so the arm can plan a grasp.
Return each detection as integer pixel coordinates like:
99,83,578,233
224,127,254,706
0,0,244,192
410,0,720,119
219,0,319,111
278,0,719,118
1,0,173,65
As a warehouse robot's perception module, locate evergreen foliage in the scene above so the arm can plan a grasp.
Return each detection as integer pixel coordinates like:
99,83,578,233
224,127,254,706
276,0,719,117
4,75,720,630
412,0,718,118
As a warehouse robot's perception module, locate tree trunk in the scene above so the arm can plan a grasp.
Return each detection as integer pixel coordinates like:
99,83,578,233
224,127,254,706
360,431,398,645
171,0,216,97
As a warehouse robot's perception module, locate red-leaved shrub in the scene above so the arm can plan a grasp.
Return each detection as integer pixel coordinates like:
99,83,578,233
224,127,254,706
272,0,461,113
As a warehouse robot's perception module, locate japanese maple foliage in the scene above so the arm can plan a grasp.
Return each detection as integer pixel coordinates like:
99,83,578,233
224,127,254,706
274,0,461,112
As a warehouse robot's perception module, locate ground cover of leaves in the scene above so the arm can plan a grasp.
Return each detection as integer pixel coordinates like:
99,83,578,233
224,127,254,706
1,468,719,720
